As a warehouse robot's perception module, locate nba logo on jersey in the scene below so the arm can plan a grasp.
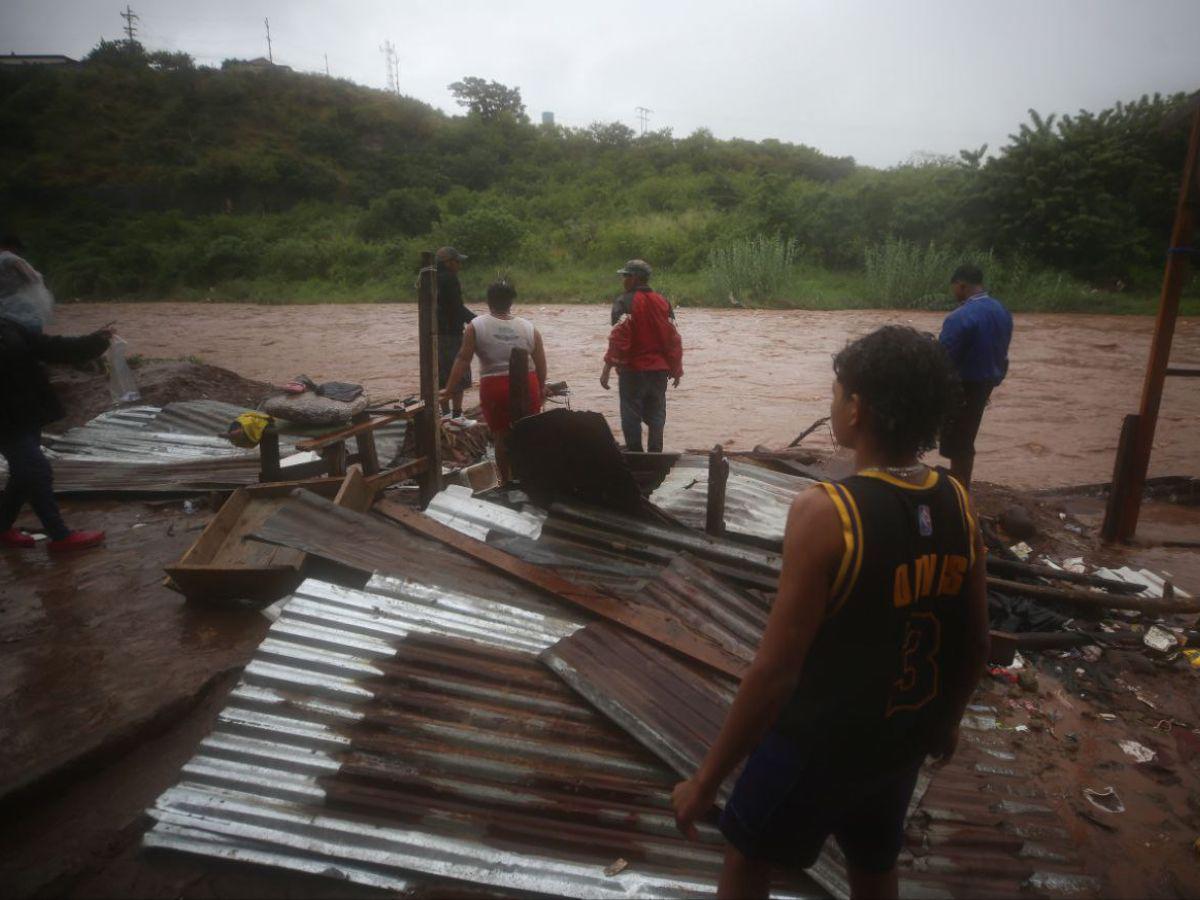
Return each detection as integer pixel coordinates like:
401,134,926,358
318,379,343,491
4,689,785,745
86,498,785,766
917,505,933,536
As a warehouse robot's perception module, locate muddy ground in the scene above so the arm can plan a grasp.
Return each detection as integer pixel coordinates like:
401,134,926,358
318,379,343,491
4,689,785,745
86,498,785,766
2,358,1199,898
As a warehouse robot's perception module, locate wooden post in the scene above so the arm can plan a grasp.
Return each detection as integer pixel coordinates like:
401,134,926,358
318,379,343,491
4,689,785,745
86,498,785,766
351,412,381,475
509,347,531,423
416,251,443,506
258,423,281,482
1101,414,1140,543
1104,104,1200,541
706,443,729,536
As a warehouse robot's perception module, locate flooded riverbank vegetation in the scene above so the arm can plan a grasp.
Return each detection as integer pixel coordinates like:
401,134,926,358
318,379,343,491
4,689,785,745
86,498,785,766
2,40,1196,312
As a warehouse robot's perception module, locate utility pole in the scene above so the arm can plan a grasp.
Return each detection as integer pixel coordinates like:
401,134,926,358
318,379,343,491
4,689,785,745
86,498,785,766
264,17,273,63
380,40,399,95
635,105,652,135
119,4,140,42
324,52,330,77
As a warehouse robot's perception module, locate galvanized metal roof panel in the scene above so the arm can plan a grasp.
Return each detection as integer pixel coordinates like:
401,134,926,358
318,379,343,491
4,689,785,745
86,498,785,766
651,455,815,544
145,576,819,898
543,624,1098,900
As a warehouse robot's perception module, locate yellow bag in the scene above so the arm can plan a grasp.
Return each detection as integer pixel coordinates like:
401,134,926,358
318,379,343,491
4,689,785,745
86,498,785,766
227,412,273,448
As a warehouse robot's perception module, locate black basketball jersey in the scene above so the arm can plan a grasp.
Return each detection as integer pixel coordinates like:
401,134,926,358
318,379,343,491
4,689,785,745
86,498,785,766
774,468,977,772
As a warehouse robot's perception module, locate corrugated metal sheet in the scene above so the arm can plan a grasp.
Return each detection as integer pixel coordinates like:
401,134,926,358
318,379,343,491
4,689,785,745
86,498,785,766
426,484,545,542
144,575,819,898
543,624,1098,900
650,455,816,544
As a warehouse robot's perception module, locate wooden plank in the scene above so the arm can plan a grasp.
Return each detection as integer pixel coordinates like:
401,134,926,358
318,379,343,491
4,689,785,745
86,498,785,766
377,499,748,678
258,423,281,482
1165,365,1200,377
321,442,347,477
985,556,1145,594
987,575,1200,614
364,457,429,493
416,250,443,506
705,444,729,537
333,464,372,513
296,412,405,453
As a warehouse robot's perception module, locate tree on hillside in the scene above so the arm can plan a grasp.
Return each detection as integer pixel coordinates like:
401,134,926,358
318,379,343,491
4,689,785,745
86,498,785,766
448,77,527,122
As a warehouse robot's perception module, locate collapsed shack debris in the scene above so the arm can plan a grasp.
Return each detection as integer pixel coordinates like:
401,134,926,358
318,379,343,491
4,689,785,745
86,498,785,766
140,574,820,899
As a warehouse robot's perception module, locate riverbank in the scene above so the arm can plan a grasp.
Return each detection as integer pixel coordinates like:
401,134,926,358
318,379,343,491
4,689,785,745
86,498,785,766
64,267,1196,315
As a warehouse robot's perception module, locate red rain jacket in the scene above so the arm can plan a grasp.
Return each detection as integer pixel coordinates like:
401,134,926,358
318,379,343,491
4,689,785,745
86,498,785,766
604,288,683,378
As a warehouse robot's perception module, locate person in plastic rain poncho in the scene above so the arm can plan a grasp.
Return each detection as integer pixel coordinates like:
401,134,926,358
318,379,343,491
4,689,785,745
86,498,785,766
0,236,113,551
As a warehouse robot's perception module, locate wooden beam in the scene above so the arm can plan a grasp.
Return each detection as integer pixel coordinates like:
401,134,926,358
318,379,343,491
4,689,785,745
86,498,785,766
705,444,729,537
416,251,443,506
258,423,281,482
987,575,1200,614
364,457,429,493
1165,365,1200,377
295,412,404,453
377,499,748,678
985,556,1145,594
1106,104,1200,540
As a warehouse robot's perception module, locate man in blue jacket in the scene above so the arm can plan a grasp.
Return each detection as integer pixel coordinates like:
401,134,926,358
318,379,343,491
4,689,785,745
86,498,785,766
938,264,1012,488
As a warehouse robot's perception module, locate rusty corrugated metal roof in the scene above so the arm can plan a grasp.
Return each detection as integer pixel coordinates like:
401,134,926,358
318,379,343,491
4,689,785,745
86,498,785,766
144,575,821,898
543,624,1099,900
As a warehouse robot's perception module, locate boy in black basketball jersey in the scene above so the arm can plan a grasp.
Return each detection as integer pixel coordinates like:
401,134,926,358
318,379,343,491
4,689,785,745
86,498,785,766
672,326,990,900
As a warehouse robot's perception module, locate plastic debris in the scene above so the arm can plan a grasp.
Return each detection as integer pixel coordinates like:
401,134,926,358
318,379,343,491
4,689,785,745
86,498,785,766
1144,625,1180,654
1010,541,1032,561
1183,649,1200,669
1083,786,1124,814
1117,740,1157,764
1097,713,1118,722
604,858,629,877
1081,645,1102,663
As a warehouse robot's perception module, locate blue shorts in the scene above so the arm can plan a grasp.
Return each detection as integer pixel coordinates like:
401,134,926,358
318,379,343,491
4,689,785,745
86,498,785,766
720,731,922,874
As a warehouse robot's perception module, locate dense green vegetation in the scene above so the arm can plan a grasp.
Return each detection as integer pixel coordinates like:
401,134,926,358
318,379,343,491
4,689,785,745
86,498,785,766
1,39,1195,312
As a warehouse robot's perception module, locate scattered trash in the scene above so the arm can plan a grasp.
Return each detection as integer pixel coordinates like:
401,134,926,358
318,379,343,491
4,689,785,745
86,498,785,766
604,858,628,877
1018,669,1039,693
1083,786,1125,814
183,499,200,515
1117,740,1157,764
999,505,1036,541
1010,541,1033,561
1183,649,1200,669
1081,644,1103,663
1144,625,1180,654
1015,724,1030,733
1097,713,1118,722
1062,557,1087,575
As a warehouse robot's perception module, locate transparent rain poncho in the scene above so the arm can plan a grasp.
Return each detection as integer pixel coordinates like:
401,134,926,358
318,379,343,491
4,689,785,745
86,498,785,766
0,250,54,333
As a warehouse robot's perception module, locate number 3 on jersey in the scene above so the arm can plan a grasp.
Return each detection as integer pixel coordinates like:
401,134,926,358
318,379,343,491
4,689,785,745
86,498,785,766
886,611,941,717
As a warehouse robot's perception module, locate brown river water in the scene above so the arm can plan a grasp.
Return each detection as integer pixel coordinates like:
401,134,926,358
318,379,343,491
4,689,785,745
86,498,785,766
51,303,1200,491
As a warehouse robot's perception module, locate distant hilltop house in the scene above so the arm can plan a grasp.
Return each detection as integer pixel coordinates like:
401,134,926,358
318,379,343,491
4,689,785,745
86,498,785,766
224,56,293,73
1,53,78,67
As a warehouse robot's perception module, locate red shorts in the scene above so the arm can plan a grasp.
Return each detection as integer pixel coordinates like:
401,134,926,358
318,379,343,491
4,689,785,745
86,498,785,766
478,372,542,433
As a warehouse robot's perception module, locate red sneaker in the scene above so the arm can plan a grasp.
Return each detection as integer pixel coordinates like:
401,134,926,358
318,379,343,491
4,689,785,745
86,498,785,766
47,530,105,552
0,528,36,549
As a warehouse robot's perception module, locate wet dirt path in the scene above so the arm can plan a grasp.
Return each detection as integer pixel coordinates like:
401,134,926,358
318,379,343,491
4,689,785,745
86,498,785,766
53,303,1200,490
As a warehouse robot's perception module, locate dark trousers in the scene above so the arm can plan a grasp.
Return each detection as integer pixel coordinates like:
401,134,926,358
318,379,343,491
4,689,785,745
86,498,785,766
940,381,994,487
618,369,669,453
0,430,69,540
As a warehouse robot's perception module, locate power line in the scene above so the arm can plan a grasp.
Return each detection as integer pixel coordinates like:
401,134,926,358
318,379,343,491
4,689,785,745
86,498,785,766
264,17,273,63
120,4,140,42
635,105,653,135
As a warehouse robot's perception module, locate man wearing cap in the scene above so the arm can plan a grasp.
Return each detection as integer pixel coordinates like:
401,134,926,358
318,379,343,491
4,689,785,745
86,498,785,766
435,246,476,419
600,259,683,453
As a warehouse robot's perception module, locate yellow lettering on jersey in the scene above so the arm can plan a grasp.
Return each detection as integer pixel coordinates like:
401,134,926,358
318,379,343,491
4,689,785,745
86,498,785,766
893,563,913,608
937,554,968,596
914,554,937,600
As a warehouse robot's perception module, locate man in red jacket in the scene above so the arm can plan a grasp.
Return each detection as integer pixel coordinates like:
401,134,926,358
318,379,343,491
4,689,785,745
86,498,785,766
600,259,683,453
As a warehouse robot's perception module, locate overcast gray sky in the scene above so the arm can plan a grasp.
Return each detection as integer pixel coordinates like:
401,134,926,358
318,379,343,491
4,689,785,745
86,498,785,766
3,0,1197,167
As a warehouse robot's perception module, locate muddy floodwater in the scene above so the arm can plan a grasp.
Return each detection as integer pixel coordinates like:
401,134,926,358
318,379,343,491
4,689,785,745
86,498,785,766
52,303,1200,490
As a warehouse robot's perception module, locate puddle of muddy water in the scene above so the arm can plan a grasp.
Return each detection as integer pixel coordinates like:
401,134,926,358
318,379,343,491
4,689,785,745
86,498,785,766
51,303,1200,491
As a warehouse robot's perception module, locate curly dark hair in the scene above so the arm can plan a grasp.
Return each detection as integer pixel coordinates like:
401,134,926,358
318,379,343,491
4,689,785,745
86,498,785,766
832,325,961,460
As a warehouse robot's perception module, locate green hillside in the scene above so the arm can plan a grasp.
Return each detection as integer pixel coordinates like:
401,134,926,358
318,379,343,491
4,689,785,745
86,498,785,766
1,39,1194,311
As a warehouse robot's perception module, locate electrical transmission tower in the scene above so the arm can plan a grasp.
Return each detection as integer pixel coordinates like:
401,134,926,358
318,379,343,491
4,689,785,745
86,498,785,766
379,40,399,95
119,4,140,42
264,18,273,63
635,106,653,135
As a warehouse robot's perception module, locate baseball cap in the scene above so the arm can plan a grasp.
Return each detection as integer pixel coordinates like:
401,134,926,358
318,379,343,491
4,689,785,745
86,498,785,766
617,259,652,278
436,246,468,262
